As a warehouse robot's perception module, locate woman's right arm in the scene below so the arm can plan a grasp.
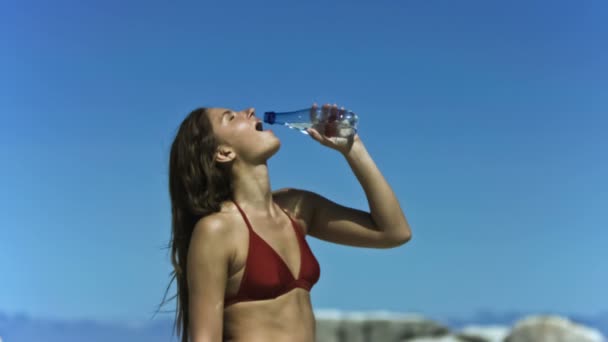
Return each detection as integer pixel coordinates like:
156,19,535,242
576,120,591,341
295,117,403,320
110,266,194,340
187,215,233,342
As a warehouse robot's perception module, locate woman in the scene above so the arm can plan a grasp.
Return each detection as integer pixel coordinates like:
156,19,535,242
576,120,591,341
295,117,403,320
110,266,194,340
159,103,411,342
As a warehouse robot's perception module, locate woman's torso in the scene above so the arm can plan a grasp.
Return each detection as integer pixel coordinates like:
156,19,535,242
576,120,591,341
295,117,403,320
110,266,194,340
218,192,318,341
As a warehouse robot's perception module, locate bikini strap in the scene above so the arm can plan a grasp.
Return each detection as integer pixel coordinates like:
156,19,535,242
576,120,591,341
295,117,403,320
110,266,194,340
231,199,254,232
279,207,305,238
232,199,302,237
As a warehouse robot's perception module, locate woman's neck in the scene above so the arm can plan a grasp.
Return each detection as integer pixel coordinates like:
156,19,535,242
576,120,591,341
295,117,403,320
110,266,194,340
231,162,277,215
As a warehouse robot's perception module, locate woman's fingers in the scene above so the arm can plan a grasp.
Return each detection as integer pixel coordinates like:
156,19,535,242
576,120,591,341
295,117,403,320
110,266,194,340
307,128,322,141
321,103,331,121
308,128,331,144
310,102,318,122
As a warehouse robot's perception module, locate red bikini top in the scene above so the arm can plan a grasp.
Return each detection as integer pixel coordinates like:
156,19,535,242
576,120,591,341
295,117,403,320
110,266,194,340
224,200,321,307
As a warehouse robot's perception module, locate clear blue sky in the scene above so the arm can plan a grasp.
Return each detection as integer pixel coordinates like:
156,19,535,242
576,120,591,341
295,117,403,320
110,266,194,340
1,0,607,323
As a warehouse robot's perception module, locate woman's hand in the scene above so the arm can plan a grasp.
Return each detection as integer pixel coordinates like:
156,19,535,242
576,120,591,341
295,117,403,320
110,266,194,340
306,103,360,156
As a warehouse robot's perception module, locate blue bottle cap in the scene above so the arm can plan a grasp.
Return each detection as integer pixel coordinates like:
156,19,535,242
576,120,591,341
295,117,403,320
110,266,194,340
263,111,276,124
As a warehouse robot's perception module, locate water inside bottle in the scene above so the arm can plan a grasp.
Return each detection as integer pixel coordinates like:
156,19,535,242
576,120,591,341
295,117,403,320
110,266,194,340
266,106,358,139
285,121,356,139
284,122,313,134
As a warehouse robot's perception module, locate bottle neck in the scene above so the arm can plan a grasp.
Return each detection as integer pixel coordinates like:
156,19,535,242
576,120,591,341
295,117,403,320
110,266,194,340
263,111,277,124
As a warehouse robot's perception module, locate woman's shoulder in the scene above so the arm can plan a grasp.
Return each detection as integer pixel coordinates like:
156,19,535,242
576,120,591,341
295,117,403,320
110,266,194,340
272,187,304,210
273,187,320,205
192,202,242,236
273,188,317,231
272,187,314,199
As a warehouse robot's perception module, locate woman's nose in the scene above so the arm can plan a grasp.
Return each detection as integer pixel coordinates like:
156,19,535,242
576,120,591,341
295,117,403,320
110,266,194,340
247,108,256,118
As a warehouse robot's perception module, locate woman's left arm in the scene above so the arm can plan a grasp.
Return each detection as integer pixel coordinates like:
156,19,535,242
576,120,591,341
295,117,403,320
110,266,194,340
301,111,412,248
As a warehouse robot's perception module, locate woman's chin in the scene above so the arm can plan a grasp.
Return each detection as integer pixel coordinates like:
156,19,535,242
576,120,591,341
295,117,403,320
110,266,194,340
266,139,281,158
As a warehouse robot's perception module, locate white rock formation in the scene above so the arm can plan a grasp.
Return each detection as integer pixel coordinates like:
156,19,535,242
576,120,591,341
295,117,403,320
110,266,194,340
315,310,450,342
457,324,510,342
313,310,606,342
506,315,606,342
406,335,465,342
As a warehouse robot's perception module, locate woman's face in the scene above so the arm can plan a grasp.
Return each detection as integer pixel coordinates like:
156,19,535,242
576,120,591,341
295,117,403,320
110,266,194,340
206,107,280,164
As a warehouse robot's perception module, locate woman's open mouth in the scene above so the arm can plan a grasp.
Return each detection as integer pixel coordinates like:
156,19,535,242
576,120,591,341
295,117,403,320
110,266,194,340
255,122,264,131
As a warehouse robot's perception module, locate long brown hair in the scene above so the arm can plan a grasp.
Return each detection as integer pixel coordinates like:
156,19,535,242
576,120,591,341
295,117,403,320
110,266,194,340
153,107,233,342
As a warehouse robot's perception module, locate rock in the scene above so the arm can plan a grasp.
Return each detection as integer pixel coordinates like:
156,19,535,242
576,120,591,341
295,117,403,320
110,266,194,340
406,335,469,342
316,318,342,342
406,330,499,342
456,325,510,342
315,311,450,342
365,318,449,341
505,315,606,342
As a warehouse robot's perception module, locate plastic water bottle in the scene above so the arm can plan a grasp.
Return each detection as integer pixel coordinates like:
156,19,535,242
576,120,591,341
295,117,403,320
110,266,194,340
263,105,358,139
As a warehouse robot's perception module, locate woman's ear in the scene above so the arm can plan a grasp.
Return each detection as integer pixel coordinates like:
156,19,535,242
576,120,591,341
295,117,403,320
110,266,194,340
215,145,236,164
